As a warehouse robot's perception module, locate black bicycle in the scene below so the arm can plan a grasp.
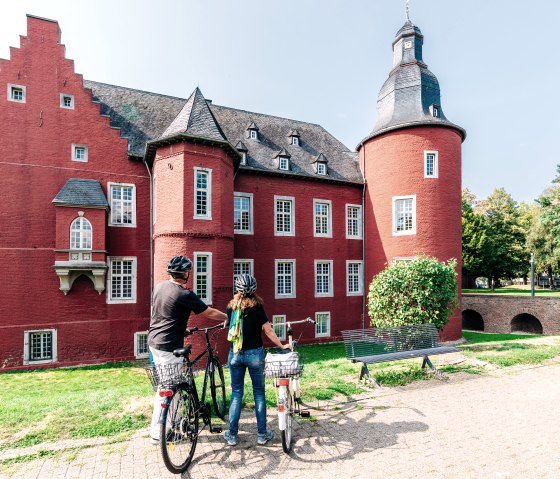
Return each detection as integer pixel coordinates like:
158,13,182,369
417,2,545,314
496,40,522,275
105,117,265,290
146,323,226,474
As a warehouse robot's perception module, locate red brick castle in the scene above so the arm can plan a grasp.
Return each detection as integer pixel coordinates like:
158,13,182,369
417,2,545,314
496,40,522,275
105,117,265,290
0,15,465,369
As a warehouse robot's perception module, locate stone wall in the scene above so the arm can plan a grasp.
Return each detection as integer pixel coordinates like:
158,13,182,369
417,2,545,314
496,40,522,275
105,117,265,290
462,294,560,335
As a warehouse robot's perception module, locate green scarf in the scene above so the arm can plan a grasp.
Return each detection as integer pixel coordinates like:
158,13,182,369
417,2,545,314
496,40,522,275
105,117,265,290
227,307,243,352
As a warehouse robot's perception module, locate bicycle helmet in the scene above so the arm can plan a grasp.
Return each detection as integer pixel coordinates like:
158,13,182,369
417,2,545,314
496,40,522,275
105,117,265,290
166,255,192,276
234,273,257,295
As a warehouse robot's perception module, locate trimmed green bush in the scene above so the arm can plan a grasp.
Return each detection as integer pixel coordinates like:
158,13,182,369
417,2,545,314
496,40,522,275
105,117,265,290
367,256,458,329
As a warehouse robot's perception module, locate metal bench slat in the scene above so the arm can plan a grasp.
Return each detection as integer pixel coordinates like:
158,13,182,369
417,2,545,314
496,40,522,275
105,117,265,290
352,346,459,364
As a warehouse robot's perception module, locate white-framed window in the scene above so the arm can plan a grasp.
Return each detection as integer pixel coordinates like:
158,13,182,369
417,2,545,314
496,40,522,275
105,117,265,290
70,216,92,250
107,257,137,304
60,93,74,109
250,130,258,140
272,315,286,341
313,199,332,238
109,182,136,227
346,204,362,239
72,144,88,162
431,105,440,117
315,260,333,297
194,252,212,304
274,196,295,236
24,329,57,365
233,259,254,290
393,195,416,236
424,151,438,178
315,312,330,338
134,331,149,359
240,152,247,165
275,259,296,298
8,83,25,103
234,192,253,234
346,260,363,296
316,163,327,175
291,136,299,146
194,168,212,220
279,157,290,171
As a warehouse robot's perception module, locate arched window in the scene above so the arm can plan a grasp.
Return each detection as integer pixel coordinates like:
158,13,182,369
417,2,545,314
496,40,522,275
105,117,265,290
70,217,92,250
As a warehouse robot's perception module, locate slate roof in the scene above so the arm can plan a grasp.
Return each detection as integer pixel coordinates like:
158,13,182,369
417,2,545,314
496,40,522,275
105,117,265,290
52,179,109,208
83,80,363,184
359,20,465,147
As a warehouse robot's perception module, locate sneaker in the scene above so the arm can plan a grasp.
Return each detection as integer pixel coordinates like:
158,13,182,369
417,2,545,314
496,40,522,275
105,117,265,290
257,430,273,445
223,430,238,446
150,437,159,445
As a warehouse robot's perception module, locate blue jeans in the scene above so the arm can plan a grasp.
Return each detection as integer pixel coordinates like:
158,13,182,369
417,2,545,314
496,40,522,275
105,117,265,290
227,347,267,435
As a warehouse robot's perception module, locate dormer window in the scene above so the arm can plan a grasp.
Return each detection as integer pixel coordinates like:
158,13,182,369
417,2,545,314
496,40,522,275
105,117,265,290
235,141,248,166
288,129,300,147
317,163,327,175
431,104,440,118
313,153,328,176
247,122,259,141
279,157,289,170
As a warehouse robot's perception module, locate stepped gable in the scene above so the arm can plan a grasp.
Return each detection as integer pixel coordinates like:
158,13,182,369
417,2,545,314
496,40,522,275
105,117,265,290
52,179,109,208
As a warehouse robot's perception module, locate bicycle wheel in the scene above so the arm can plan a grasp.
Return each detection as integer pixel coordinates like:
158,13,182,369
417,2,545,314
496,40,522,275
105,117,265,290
210,357,227,420
160,387,199,474
281,387,294,453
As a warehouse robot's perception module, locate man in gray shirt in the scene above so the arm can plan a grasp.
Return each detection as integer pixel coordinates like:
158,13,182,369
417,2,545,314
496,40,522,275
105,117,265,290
148,255,227,443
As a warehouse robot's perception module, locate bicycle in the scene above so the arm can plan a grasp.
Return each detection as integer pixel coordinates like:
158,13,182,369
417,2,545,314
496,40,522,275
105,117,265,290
145,323,226,474
264,317,315,453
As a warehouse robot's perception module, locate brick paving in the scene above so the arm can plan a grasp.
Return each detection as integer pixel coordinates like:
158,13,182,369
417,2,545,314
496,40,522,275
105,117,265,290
2,362,560,479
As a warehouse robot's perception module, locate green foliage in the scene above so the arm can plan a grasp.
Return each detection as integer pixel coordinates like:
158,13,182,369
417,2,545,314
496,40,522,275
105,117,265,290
367,256,458,329
462,188,528,285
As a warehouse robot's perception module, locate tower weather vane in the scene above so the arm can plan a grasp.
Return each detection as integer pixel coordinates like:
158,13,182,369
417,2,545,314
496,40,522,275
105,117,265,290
406,0,411,21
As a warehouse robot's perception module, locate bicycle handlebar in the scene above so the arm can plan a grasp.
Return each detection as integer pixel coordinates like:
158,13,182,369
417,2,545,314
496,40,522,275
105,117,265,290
274,317,315,327
185,323,225,336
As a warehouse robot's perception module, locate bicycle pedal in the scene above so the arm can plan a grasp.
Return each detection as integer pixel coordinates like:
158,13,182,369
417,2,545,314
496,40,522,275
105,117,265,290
299,410,311,418
210,425,223,434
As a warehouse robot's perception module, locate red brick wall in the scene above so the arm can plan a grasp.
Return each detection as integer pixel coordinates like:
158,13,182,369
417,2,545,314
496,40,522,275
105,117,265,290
361,126,463,340
232,173,365,343
0,16,150,369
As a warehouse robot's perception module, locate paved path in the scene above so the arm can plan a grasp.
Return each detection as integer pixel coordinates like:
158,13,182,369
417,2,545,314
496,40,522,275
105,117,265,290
3,362,560,479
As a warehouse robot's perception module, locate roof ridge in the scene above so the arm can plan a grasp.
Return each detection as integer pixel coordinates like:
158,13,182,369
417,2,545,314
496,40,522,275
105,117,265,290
84,79,187,102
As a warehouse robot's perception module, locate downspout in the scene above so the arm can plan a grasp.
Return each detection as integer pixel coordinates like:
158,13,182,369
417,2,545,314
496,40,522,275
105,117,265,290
361,146,367,330
143,157,153,301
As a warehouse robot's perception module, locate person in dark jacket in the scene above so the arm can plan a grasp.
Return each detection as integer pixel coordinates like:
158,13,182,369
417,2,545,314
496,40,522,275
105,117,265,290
223,273,289,446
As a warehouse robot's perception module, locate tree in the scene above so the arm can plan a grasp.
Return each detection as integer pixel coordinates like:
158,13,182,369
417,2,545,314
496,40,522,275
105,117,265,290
476,188,527,288
462,191,492,285
367,256,458,330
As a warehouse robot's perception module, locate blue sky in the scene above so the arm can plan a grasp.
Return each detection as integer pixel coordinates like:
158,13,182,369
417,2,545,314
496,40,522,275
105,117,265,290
1,0,558,204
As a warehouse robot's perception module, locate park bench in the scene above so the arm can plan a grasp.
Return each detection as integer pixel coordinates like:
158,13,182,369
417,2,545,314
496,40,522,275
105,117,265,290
342,323,460,386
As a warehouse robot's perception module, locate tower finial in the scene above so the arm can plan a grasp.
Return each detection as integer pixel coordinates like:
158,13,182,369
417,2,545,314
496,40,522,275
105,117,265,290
405,0,410,21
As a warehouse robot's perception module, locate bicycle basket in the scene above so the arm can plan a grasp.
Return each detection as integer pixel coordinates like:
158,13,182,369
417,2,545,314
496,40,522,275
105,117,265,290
145,363,191,391
264,351,303,378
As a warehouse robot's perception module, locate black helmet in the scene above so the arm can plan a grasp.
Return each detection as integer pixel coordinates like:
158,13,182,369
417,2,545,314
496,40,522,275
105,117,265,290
167,256,192,276
234,274,257,295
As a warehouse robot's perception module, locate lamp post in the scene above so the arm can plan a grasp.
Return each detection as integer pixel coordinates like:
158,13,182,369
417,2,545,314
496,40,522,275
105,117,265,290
530,253,535,298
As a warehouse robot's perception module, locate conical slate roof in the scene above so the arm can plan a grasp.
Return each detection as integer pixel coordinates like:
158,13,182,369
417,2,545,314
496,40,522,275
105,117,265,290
159,87,227,143
360,20,465,146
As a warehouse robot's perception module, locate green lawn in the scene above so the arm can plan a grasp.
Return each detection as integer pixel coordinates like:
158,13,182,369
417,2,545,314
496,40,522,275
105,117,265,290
2,332,560,454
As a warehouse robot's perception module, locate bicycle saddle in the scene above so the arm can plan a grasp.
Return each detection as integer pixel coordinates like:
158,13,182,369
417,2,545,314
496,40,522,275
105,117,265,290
173,345,192,357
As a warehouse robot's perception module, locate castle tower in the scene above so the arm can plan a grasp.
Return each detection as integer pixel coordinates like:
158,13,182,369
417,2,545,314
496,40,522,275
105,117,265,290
358,19,466,340
148,88,239,357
